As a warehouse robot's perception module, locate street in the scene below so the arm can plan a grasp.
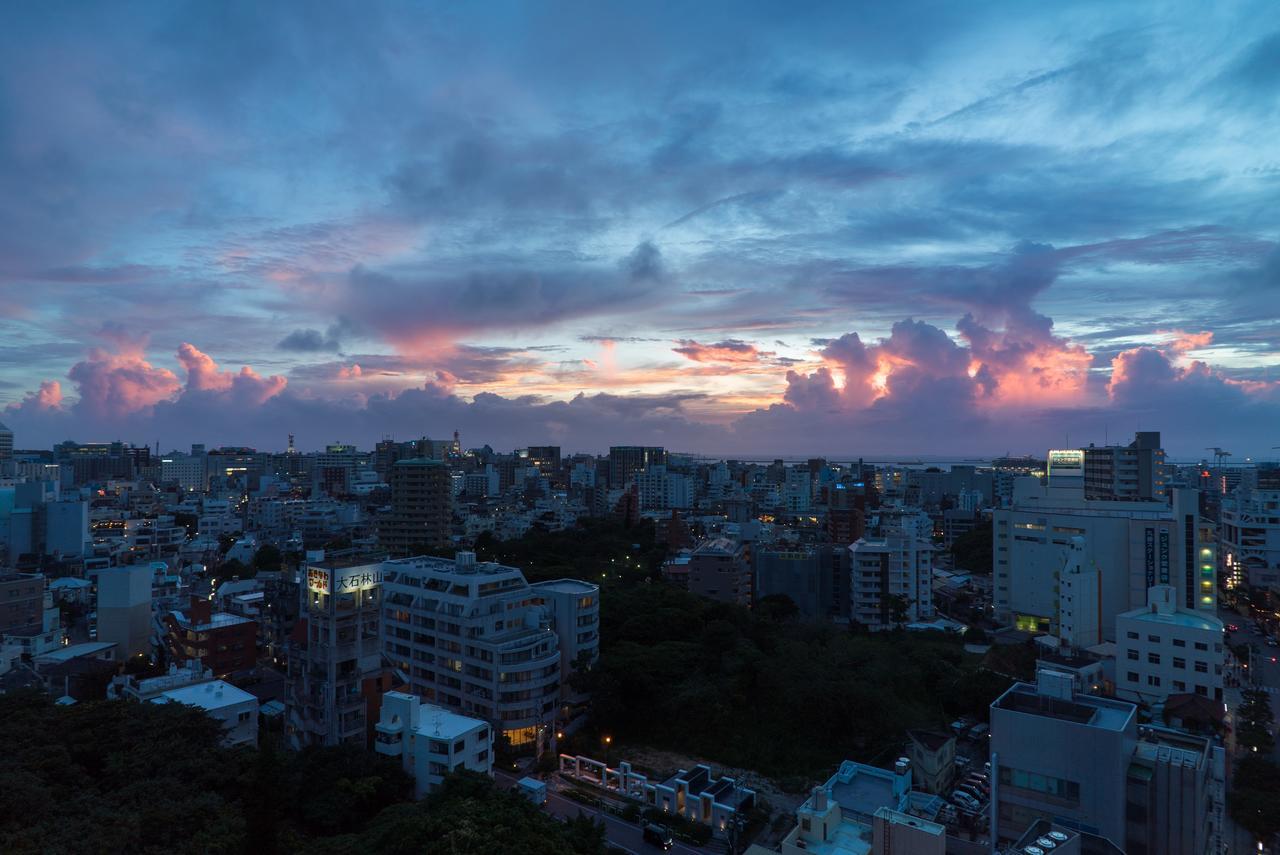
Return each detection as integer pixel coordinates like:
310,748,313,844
494,770,708,855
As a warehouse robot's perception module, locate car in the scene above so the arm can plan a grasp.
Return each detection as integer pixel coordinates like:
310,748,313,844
968,723,990,739
956,783,984,801
955,755,972,769
642,823,673,851
951,791,980,810
1266,638,1278,647
1227,624,1239,632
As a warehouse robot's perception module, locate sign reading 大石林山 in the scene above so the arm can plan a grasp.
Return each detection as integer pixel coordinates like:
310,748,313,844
306,565,383,594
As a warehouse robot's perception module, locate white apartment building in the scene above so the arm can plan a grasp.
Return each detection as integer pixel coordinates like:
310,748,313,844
993,479,1209,639
152,679,258,747
531,578,600,705
635,464,693,511
375,691,493,798
783,466,812,513
1116,585,1224,704
1219,486,1280,590
159,455,207,492
848,535,933,631
381,553,563,753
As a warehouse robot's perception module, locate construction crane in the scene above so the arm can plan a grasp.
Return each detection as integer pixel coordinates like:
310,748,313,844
1205,447,1232,494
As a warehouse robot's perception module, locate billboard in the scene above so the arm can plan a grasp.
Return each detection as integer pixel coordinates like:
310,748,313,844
1047,449,1084,486
306,563,384,595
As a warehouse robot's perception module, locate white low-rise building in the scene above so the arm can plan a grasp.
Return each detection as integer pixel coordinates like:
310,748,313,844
1116,584,1224,705
152,679,259,747
375,691,494,798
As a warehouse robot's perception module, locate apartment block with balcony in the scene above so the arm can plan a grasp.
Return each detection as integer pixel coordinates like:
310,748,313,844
285,557,385,749
530,578,599,707
848,534,933,631
380,552,562,754
375,691,493,798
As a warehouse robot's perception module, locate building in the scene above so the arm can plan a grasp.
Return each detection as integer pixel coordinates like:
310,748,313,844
0,572,44,637
781,759,939,855
849,534,933,630
903,730,955,796
0,420,12,461
753,544,849,622
380,553,563,754
990,669,1137,844
635,464,693,511
991,666,1222,854
530,578,600,705
1082,431,1166,501
379,459,453,555
651,764,755,836
1115,584,1224,704
164,596,258,676
44,499,90,557
608,446,666,489
993,478,1209,638
152,679,259,747
872,808,946,855
687,538,751,607
375,691,493,798
96,564,153,661
1219,484,1280,591
285,557,385,748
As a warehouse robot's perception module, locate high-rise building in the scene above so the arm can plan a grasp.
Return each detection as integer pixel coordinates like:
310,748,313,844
530,578,600,707
0,572,44,637
286,557,385,748
0,420,13,461
97,565,153,661
753,544,849,621
1082,431,1167,501
380,553,563,754
635,464,692,511
379,459,453,555
848,534,933,630
993,478,1209,638
608,446,666,488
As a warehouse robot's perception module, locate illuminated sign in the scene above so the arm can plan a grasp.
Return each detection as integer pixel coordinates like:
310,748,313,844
1047,449,1084,487
306,564,384,595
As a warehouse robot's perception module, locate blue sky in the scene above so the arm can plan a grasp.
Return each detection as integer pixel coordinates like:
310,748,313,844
2,1,1278,457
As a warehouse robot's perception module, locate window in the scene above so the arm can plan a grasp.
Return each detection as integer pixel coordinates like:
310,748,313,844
1195,685,1207,696
1194,642,1208,651
1173,657,1186,669
1194,661,1208,673
1147,653,1160,665
1147,635,1160,643
1173,680,1186,692
1147,675,1161,687
1172,638,1185,648
1127,649,1139,661
1127,671,1139,682
1126,631,1139,640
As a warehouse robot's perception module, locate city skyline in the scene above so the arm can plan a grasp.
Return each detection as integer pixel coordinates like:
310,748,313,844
3,2,1278,456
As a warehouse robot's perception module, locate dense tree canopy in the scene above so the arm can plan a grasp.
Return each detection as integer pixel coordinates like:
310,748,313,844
950,520,993,574
573,582,1010,778
305,771,606,855
1229,756,1280,842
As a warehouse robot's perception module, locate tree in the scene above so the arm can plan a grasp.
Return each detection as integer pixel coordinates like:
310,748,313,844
755,593,799,623
218,558,255,580
951,521,993,574
1230,756,1280,841
253,544,283,574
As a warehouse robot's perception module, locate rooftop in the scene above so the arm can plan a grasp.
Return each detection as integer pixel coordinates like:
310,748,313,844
408,699,487,740
152,679,256,712
35,641,116,664
993,682,1135,732
531,578,598,594
1118,607,1222,633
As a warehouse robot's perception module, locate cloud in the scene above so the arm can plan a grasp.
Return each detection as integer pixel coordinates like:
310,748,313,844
673,339,775,364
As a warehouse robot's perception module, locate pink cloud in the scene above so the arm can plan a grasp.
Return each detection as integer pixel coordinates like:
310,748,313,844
673,339,774,364
177,342,287,404
4,380,64,415
68,341,181,419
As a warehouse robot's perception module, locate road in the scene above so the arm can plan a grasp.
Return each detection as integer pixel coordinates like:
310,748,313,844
1219,605,1280,854
494,770,707,855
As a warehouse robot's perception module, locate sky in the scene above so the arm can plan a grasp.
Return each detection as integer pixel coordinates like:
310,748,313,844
2,1,1278,459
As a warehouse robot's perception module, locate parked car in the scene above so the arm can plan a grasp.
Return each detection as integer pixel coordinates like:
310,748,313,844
950,719,970,736
642,824,673,851
968,723,990,740
954,755,972,770
951,791,980,811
